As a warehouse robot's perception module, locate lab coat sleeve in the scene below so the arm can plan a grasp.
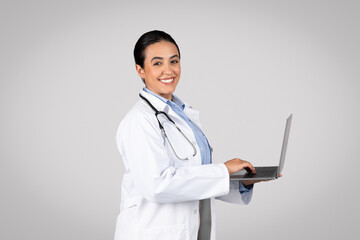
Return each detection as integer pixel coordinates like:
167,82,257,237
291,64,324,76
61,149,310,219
215,180,253,205
117,108,230,203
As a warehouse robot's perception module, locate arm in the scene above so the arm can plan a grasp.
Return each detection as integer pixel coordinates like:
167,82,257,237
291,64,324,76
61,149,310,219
216,160,282,204
214,158,255,204
117,109,230,203
216,180,253,204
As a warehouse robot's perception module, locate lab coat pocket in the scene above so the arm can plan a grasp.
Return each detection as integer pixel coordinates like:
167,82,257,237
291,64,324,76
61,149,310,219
140,223,190,240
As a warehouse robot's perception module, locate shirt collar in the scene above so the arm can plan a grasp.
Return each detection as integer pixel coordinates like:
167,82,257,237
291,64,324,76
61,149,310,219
143,87,185,110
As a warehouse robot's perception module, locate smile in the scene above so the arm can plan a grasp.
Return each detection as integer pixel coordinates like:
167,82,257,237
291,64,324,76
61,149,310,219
159,78,174,83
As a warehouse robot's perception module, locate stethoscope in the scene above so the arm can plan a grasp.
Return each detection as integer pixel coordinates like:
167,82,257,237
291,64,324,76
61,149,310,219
139,94,197,160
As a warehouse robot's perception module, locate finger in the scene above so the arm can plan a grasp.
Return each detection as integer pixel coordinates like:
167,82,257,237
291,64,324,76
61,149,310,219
246,162,256,174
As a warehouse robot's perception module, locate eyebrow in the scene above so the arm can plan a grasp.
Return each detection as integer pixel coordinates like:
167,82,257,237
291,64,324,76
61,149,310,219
151,55,179,62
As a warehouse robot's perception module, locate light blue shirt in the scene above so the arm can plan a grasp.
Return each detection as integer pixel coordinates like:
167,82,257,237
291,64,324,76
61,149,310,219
143,88,253,194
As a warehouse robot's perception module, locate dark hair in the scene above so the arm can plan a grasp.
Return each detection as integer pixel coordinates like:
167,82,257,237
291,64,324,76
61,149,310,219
133,30,181,68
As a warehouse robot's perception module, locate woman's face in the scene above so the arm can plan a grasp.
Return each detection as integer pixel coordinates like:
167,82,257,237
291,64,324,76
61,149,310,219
136,41,181,100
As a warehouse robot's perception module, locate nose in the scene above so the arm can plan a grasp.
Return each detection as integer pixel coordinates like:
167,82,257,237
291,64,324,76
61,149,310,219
162,63,173,75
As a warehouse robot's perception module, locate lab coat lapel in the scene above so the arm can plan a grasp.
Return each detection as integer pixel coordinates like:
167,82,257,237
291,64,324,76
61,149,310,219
183,105,202,130
139,90,168,113
139,90,195,142
162,104,195,142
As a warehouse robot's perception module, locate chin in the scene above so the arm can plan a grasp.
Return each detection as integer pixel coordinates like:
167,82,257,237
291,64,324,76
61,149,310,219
163,85,176,93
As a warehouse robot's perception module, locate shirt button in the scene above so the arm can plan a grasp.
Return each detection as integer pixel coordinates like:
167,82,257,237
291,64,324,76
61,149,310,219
192,141,197,146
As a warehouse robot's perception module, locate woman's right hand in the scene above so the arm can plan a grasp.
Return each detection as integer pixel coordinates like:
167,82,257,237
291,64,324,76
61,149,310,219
224,158,256,175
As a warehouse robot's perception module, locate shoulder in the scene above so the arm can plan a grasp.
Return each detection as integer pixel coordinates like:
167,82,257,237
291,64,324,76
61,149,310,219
117,100,160,137
128,100,154,119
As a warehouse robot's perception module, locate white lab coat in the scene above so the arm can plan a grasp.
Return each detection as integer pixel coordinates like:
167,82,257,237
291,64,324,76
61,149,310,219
114,89,253,240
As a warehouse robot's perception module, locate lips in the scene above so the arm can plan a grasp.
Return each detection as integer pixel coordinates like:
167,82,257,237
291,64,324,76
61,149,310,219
159,78,174,83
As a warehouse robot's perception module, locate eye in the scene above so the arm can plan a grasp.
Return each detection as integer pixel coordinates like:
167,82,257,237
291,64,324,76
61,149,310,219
171,59,179,64
153,62,162,66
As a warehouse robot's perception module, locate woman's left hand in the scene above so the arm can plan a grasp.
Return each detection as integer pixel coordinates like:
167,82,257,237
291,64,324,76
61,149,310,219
242,174,283,186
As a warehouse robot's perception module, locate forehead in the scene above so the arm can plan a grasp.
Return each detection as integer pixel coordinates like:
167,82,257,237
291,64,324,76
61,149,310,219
144,41,179,60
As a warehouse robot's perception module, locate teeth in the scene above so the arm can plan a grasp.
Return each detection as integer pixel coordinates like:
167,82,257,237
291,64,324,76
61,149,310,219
160,78,174,83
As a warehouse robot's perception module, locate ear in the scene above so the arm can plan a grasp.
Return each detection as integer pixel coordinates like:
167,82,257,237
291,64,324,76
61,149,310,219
135,64,145,80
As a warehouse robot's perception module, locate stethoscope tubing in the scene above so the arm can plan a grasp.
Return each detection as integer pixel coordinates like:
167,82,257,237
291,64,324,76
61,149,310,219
139,93,197,160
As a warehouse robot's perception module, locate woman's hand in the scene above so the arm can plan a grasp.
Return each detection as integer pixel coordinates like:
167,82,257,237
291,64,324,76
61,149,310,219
224,158,256,175
224,158,283,186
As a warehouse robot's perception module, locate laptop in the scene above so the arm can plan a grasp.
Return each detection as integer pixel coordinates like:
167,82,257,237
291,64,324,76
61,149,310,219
230,114,292,181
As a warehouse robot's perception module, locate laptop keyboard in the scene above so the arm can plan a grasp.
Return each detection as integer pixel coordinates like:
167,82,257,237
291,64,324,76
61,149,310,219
230,166,278,179
254,167,277,175
242,167,278,178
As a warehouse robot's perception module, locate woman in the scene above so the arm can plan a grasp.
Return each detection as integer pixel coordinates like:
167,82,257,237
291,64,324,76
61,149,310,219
114,30,264,240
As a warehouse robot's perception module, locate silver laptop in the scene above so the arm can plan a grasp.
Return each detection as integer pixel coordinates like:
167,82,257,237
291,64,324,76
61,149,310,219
230,114,292,181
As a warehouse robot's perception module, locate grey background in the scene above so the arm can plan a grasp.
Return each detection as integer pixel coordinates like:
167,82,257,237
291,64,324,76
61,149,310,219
1,0,359,239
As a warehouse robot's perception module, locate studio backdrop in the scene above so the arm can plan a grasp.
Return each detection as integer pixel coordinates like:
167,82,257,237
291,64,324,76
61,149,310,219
1,0,359,239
